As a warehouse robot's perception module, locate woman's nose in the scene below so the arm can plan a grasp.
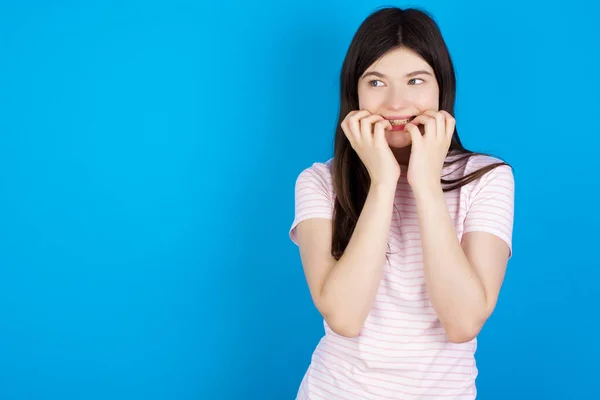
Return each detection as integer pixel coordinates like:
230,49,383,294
385,89,410,110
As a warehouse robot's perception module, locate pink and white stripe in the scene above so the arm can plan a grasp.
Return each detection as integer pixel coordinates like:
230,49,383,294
290,153,515,399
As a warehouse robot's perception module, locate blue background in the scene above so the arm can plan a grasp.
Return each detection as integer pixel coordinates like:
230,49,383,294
1,0,598,399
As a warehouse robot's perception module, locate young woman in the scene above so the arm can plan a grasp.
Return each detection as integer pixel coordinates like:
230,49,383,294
289,6,515,400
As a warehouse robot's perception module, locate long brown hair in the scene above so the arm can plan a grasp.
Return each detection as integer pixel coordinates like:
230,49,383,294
331,7,510,260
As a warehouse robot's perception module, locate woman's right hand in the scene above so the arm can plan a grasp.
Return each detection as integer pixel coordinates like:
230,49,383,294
341,110,400,187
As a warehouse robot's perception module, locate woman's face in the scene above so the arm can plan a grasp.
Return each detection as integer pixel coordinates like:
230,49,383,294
357,47,440,149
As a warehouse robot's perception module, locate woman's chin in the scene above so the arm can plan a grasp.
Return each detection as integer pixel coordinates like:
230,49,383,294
386,130,412,149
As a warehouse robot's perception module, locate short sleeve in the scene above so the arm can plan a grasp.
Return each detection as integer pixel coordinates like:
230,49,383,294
463,163,515,257
289,162,335,245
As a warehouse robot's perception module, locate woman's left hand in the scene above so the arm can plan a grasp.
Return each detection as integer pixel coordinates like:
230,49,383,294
405,110,456,193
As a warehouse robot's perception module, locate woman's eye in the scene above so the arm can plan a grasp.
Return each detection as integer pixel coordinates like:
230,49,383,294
369,80,384,87
408,78,425,85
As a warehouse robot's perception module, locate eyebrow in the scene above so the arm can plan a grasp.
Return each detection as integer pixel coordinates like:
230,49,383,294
361,70,433,79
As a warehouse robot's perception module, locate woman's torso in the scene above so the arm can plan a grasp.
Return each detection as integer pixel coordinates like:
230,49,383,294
296,154,488,400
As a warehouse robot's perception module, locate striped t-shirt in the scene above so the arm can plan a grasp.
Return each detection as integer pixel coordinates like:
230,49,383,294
289,153,515,399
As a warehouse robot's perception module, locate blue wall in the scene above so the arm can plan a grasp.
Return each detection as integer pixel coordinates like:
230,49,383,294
1,0,598,399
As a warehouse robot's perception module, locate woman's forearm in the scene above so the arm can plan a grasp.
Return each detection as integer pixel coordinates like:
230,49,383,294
413,184,488,343
320,183,396,337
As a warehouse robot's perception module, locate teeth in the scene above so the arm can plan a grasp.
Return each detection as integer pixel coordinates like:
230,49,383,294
389,118,414,125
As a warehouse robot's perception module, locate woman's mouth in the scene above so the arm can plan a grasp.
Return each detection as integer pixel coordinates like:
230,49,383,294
387,116,416,131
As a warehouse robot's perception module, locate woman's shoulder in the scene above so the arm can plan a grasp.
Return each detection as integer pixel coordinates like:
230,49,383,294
293,158,335,196
445,151,512,178
295,158,334,182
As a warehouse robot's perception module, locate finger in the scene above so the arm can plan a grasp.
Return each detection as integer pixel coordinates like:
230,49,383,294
360,114,385,143
409,114,436,139
373,119,392,146
347,109,370,122
341,116,351,141
404,122,423,147
341,110,361,135
439,110,456,141
423,110,445,139
348,110,373,142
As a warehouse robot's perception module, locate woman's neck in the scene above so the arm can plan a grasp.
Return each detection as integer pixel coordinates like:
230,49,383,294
392,146,411,167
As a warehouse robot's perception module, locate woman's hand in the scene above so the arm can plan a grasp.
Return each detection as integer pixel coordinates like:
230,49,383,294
341,110,399,187
404,110,455,193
